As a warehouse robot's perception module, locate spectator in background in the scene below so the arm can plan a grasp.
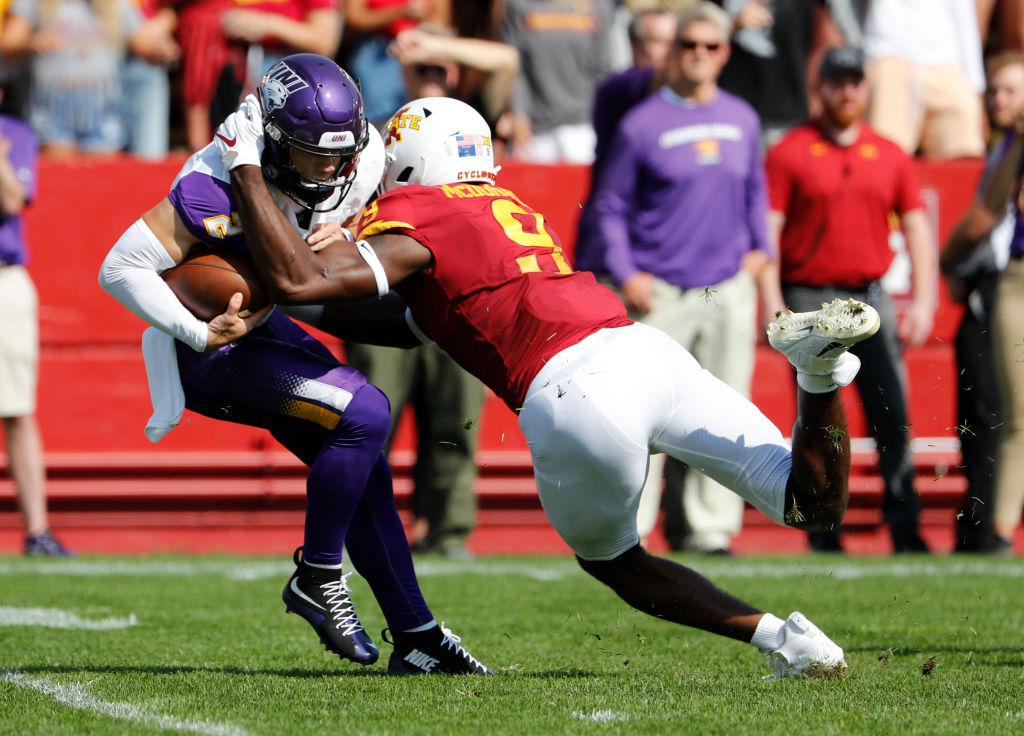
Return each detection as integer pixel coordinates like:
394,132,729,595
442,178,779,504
389,25,519,128
220,0,342,90
0,86,72,556
346,28,518,559
0,0,147,157
765,47,937,553
861,0,985,159
123,0,179,158
584,2,784,555
501,0,615,164
976,0,1024,54
714,0,858,151
971,78,1024,555
164,0,237,152
939,52,1024,556
588,7,678,170
341,0,449,128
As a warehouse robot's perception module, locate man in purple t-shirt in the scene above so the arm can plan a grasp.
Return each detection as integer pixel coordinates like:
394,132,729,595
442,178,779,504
0,101,72,556
579,2,784,556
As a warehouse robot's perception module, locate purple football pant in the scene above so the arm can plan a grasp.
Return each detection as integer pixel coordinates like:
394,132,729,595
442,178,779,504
175,310,432,630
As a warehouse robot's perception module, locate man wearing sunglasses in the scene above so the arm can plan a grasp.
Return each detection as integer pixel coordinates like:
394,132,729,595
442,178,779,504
586,1,784,557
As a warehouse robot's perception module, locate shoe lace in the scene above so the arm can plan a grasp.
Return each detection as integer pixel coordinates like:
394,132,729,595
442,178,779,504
319,572,364,636
439,622,486,671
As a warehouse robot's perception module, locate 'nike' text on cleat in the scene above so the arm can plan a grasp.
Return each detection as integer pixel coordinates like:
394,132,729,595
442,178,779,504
384,623,495,675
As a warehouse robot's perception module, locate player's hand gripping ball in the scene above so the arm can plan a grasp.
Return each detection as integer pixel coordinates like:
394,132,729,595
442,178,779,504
162,247,270,321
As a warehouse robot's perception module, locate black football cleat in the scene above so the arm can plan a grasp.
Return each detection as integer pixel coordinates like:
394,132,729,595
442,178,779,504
282,548,378,665
384,623,495,675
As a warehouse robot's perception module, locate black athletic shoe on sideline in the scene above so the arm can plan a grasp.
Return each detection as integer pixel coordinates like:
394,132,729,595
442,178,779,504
384,623,495,675
24,529,73,557
282,548,378,665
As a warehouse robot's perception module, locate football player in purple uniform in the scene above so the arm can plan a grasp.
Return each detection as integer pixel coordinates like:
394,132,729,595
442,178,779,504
99,54,491,675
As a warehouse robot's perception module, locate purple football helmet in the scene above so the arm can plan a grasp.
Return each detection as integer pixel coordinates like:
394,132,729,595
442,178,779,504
257,54,369,212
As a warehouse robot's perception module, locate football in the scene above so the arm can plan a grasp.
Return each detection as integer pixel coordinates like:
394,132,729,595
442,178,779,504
162,247,270,321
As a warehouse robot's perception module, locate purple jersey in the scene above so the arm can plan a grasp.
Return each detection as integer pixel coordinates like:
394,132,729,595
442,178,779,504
589,88,770,289
0,115,37,266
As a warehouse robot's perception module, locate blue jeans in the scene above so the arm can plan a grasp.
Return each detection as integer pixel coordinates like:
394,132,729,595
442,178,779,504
344,36,408,128
122,57,170,159
30,79,125,152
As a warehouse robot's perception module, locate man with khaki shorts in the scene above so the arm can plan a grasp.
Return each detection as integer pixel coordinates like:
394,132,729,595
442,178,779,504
0,100,71,556
862,0,985,159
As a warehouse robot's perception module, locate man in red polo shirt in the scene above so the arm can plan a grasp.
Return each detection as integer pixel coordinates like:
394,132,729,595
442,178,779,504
765,46,938,554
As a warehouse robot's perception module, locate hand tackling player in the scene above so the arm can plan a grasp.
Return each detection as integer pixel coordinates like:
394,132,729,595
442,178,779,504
99,54,493,676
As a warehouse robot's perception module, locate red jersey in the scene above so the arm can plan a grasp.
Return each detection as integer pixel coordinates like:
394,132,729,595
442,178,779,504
765,121,925,287
354,184,633,411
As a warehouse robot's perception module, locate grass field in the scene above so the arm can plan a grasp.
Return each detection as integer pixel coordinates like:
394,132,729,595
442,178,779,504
2,553,1024,736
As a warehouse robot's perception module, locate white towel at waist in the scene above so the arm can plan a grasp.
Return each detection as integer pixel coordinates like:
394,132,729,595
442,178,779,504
141,327,185,442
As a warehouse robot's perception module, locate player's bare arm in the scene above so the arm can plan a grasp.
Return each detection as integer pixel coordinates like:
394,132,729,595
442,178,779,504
229,164,432,303
141,196,201,263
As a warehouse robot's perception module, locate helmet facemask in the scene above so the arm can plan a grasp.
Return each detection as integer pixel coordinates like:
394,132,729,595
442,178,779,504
262,123,367,212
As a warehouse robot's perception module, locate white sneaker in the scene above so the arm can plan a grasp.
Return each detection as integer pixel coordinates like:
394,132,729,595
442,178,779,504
767,298,880,390
761,611,847,679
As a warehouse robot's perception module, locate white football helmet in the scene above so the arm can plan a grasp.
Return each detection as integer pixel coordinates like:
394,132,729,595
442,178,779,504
378,97,499,193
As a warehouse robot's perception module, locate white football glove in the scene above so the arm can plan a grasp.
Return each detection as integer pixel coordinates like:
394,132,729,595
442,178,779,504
214,94,264,171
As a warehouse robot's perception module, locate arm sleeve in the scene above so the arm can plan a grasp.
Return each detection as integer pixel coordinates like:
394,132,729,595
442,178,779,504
98,218,209,351
591,124,640,285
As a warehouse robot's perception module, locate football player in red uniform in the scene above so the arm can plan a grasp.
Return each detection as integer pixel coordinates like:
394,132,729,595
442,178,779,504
231,96,878,678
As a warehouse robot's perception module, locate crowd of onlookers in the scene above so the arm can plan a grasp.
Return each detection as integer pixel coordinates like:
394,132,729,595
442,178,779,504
0,1,1020,161
4,0,1024,558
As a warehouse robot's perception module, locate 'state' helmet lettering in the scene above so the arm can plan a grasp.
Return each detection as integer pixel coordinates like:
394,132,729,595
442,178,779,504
378,97,499,194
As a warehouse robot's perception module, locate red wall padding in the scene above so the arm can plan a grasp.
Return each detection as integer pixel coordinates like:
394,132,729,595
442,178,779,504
20,157,981,456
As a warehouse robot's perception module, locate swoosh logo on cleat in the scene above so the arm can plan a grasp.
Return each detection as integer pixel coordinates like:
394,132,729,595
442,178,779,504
815,341,843,357
799,325,815,334
403,649,440,672
215,132,237,146
289,578,325,611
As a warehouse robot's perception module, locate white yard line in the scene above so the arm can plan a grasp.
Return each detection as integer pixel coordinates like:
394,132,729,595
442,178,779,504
0,606,137,630
1,557,1021,583
0,670,253,736
572,709,629,723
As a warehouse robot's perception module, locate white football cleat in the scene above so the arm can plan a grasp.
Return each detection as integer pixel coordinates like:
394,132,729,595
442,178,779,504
767,298,880,392
761,611,847,679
